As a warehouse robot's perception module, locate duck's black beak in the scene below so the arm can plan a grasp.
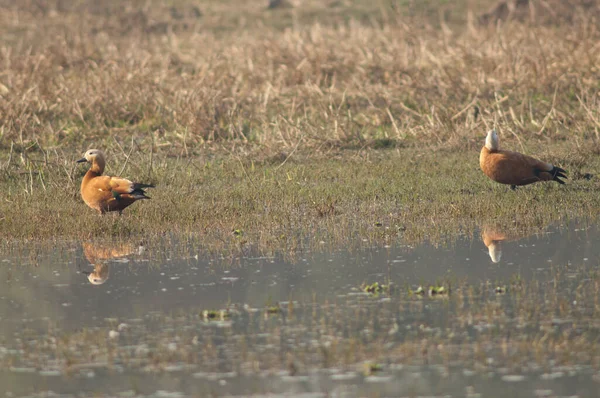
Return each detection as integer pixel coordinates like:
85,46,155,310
76,158,87,163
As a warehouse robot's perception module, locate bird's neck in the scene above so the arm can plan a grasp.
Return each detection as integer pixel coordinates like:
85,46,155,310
82,160,104,188
90,158,105,175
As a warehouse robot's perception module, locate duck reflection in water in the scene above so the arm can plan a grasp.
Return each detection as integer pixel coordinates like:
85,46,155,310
481,223,544,263
481,227,506,263
80,242,142,285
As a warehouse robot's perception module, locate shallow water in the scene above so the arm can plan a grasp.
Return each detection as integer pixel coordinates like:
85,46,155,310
1,220,600,397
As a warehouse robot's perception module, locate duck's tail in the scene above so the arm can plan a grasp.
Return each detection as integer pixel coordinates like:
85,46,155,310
551,166,567,185
132,183,155,199
133,183,155,190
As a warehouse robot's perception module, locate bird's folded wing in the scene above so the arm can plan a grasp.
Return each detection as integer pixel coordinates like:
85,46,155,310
522,153,552,172
89,176,134,194
107,177,135,194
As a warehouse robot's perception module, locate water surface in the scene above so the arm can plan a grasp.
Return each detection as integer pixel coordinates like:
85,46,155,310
1,220,599,397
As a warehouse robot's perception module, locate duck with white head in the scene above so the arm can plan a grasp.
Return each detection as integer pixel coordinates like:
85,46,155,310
479,130,567,190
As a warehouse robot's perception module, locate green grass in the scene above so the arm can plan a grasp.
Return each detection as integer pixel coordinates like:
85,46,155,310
1,141,598,256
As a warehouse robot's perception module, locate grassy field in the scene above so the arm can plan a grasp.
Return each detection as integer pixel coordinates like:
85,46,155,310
1,0,600,251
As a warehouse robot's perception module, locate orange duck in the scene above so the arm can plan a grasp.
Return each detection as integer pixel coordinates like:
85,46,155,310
480,130,567,190
77,149,154,214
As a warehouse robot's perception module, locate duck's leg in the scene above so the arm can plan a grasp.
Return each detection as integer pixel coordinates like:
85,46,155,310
510,185,517,191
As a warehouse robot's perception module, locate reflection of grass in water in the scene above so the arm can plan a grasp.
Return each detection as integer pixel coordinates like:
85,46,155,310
2,146,599,259
3,264,600,375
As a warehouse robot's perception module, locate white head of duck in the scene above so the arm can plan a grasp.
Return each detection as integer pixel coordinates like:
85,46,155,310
485,129,499,151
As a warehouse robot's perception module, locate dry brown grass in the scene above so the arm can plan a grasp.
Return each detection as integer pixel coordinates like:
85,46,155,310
1,0,599,158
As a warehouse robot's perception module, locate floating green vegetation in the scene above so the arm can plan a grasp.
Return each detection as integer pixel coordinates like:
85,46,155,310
409,284,450,298
495,285,507,294
363,362,384,376
411,286,426,296
201,309,232,321
265,305,281,315
428,285,449,297
361,281,394,296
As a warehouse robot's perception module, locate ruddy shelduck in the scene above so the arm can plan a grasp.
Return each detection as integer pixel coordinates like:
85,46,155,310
77,149,154,214
480,130,567,189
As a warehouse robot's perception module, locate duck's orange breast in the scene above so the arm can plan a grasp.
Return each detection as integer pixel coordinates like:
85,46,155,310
80,172,106,212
